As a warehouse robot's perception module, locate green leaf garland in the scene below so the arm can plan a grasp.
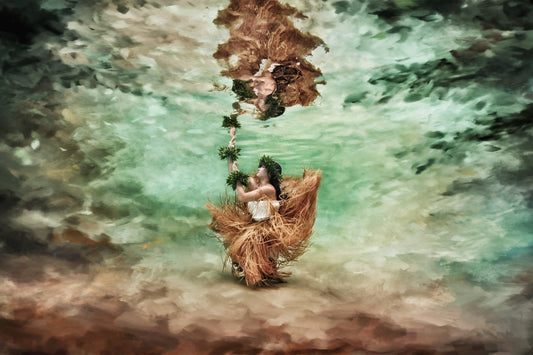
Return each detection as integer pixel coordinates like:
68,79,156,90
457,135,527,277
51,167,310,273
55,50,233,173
226,171,249,190
231,79,256,100
222,115,241,128
260,94,285,121
258,155,282,183
219,146,241,160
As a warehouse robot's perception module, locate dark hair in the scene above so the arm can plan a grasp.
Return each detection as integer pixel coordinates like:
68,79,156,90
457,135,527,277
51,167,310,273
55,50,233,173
270,164,283,200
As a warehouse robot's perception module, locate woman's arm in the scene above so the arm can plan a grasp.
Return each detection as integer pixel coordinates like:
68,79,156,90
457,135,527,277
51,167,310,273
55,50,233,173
227,127,237,174
228,157,235,174
247,176,259,191
236,183,275,203
230,160,259,192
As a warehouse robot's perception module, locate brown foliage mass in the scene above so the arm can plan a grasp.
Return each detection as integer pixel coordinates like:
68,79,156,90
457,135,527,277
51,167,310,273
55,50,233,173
213,0,326,107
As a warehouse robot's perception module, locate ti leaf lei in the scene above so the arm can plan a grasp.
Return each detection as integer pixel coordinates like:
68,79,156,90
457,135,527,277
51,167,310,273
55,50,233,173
222,115,241,129
258,155,281,184
218,114,248,190
226,171,248,190
218,146,241,161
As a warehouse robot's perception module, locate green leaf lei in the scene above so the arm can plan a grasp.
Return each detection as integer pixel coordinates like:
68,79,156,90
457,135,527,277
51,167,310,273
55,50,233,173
260,94,285,121
226,171,249,190
222,115,241,128
218,146,241,161
258,155,282,183
231,79,256,100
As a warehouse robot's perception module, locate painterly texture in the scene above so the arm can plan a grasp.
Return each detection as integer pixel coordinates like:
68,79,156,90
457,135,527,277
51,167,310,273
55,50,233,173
207,169,322,287
213,0,325,108
0,0,532,353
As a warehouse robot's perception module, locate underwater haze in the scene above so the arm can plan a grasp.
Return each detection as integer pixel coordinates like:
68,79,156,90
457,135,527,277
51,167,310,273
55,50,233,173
1,0,532,353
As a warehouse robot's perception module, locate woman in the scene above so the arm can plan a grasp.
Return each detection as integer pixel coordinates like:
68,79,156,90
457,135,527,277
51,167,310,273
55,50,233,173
208,130,321,287
233,160,281,221
228,132,282,222
233,62,286,120
228,156,283,283
236,62,278,112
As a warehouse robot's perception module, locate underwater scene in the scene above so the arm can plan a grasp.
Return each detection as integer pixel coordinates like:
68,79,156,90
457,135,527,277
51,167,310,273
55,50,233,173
1,0,532,353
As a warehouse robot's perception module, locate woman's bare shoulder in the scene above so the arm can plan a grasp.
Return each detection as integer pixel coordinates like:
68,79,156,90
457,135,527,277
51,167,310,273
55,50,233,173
259,184,276,198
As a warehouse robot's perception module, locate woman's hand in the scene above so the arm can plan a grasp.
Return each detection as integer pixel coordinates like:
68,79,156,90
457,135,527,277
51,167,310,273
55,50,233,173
229,126,236,147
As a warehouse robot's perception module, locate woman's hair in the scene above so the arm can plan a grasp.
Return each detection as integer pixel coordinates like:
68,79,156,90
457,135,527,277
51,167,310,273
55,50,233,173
269,161,283,200
259,155,283,200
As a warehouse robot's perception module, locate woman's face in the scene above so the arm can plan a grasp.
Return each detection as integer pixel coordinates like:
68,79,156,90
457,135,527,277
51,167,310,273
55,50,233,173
257,166,268,180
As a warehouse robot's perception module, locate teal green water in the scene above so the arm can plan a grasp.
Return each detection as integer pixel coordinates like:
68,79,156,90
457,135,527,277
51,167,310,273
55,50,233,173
1,0,532,352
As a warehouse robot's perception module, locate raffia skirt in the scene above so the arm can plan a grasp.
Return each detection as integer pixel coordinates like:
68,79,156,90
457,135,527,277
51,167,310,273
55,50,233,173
206,169,321,287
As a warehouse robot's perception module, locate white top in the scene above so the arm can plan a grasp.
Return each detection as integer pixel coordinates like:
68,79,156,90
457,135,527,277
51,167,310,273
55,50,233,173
248,200,280,221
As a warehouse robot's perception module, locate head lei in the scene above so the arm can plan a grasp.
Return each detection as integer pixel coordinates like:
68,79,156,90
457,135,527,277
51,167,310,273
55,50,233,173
258,155,282,183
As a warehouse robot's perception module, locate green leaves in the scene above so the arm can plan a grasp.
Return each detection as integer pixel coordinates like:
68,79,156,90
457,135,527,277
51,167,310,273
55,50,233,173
222,115,241,128
219,110,247,190
258,155,282,183
260,94,285,120
226,171,249,190
231,79,256,100
219,146,241,160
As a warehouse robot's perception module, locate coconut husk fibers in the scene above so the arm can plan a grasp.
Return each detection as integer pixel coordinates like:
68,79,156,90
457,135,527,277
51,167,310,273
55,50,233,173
206,169,321,287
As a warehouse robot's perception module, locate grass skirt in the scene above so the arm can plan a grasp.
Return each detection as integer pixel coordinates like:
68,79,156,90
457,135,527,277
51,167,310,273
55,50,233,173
206,169,322,287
